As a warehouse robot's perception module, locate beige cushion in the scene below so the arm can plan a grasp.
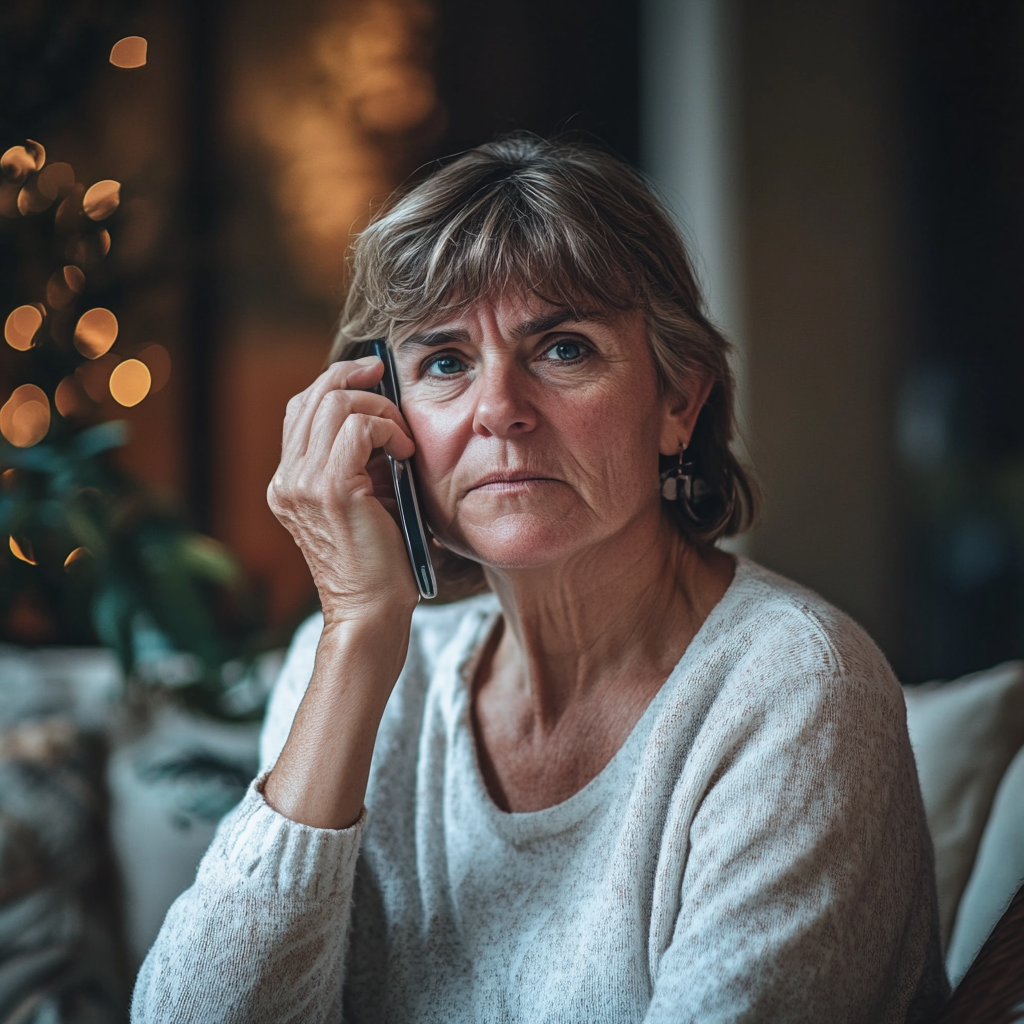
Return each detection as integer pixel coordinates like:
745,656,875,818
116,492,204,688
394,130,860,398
945,743,1024,984
904,661,1024,948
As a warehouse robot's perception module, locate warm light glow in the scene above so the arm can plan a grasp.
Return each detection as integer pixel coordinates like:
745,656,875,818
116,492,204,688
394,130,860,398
236,0,439,297
64,265,85,293
1,141,45,185
1,384,50,447
18,179,54,215
55,375,91,418
98,229,111,255
5,305,43,350
55,186,85,234
138,343,172,392
77,356,117,403
74,308,118,358
83,180,121,221
64,547,91,569
37,162,75,201
1,468,14,488
9,536,36,565
109,358,151,407
110,36,148,69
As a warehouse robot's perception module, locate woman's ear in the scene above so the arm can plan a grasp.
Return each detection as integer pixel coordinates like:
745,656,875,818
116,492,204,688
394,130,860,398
659,373,714,455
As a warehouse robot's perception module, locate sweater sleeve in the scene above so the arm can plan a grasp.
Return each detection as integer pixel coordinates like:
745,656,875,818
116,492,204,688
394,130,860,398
131,774,363,1024
643,631,948,1023
131,612,359,1024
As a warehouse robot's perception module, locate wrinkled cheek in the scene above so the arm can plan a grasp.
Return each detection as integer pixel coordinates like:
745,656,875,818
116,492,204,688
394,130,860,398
406,423,465,537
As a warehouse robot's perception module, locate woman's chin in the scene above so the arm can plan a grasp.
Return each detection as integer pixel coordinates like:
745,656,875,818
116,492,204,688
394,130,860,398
441,513,592,573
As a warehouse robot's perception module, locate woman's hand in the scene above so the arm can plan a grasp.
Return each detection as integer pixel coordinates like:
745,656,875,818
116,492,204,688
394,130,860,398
268,356,419,627
264,356,423,829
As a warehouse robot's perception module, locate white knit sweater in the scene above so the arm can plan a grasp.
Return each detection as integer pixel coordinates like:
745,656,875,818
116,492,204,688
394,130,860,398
133,558,949,1023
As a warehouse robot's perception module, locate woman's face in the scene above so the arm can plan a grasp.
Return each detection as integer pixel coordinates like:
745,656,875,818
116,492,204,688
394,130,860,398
392,291,687,571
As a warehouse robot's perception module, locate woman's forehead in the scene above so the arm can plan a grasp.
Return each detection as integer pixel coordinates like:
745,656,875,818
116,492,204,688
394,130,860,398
394,290,630,344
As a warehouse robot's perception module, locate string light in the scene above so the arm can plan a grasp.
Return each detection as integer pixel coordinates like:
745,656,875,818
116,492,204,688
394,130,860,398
4,305,43,350
74,308,118,358
109,358,151,407
0,384,50,447
110,36,148,69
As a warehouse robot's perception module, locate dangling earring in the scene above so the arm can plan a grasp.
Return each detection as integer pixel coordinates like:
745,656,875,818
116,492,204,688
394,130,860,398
660,442,692,503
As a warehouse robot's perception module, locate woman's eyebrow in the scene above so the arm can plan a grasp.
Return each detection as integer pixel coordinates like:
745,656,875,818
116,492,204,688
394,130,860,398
399,328,472,350
399,309,606,350
510,309,605,339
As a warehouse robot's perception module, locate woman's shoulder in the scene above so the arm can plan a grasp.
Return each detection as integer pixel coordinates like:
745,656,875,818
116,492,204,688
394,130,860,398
696,557,903,726
717,557,894,679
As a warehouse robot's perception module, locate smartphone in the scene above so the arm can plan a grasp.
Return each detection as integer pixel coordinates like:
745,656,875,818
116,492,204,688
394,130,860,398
355,339,437,600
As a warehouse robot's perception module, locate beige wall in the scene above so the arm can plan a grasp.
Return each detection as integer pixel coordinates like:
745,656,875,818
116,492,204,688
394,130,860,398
740,0,906,658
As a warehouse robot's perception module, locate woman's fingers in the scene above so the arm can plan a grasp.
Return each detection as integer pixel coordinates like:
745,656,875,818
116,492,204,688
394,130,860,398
302,389,414,470
281,357,405,463
327,413,415,490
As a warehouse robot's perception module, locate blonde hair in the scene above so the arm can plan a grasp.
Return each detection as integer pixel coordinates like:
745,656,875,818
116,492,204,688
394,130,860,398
331,135,758,570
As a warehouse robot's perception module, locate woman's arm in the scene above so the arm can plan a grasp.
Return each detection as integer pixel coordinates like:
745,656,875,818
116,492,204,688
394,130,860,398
132,357,421,1022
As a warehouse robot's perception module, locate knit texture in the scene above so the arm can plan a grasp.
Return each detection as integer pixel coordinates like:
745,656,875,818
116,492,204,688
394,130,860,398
133,558,949,1023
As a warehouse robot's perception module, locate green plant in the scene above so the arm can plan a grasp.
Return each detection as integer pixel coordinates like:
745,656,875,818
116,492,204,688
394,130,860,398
0,140,269,720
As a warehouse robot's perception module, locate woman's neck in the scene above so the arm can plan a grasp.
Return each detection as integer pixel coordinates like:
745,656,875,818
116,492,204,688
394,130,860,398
481,512,735,729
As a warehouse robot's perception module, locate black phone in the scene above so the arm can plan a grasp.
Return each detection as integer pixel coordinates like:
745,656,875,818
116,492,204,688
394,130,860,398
355,339,437,600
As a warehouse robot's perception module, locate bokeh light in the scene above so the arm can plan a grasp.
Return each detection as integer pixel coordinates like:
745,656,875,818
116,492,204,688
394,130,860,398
0,141,45,185
9,536,36,565
74,308,118,358
110,36,148,69
5,305,44,350
54,375,92,418
18,178,54,215
65,231,110,269
109,358,151,407
83,180,121,221
77,354,118,403
63,547,92,570
1,384,51,447
55,185,85,233
63,265,86,293
37,162,75,201
138,343,171,392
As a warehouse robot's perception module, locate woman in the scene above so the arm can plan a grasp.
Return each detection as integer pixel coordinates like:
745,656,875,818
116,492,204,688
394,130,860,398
134,136,948,1023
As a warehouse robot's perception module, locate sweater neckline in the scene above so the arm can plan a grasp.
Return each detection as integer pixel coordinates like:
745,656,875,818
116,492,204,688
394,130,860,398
448,555,753,842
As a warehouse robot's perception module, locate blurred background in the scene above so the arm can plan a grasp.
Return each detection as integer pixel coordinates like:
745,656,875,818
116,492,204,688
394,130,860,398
3,0,1023,682
0,0,1022,1014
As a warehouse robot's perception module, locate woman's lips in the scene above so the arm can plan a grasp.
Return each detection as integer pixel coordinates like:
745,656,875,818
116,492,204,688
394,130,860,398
468,472,556,492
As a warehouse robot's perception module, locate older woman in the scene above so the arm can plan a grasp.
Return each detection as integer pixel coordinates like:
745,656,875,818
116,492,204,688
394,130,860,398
134,136,948,1023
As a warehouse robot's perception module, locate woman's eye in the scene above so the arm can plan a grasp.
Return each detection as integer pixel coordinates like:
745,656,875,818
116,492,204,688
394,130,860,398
543,340,586,362
425,354,466,376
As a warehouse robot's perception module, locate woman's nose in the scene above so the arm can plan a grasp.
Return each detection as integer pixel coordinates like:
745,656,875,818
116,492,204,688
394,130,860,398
470,361,537,438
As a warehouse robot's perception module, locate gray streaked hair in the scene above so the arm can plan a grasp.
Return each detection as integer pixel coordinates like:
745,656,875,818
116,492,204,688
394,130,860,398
331,134,758,556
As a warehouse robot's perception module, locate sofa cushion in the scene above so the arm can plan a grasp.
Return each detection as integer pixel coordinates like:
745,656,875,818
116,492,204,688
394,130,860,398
945,743,1024,984
904,661,1024,948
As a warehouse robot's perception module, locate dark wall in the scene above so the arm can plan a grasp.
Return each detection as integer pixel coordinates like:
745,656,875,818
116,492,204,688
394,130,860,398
434,0,640,162
896,0,1024,679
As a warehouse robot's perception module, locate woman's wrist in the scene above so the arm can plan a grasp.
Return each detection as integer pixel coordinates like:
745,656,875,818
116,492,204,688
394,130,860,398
264,612,413,829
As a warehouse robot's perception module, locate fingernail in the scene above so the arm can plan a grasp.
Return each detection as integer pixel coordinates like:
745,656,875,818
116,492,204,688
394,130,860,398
355,355,380,366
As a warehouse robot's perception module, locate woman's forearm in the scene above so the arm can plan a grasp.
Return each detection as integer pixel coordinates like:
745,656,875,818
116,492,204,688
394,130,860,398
264,613,412,829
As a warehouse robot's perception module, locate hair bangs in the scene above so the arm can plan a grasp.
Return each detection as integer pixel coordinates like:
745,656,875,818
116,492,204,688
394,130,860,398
359,175,639,340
